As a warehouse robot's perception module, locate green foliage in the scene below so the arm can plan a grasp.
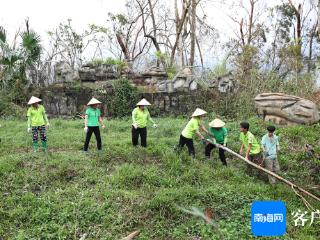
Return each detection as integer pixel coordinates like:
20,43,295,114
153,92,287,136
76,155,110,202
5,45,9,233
210,55,229,78
106,78,139,117
0,23,42,91
90,57,127,72
0,92,25,118
0,118,319,238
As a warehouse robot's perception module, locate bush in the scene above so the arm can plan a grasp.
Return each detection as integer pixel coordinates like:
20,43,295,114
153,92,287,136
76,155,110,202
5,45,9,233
0,93,25,119
106,78,139,117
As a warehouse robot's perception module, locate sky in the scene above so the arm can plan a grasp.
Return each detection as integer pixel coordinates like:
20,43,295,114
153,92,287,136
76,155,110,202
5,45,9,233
0,0,309,68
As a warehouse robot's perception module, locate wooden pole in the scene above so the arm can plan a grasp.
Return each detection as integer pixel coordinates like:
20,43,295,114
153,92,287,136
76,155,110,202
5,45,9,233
211,142,320,203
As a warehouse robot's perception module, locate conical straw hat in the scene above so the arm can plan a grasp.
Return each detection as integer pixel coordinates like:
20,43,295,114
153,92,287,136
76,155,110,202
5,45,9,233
192,108,207,117
209,118,225,128
28,96,42,105
136,98,151,106
87,97,102,105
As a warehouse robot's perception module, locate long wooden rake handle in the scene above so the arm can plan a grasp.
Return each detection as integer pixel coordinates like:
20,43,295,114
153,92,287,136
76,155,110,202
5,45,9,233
211,141,320,203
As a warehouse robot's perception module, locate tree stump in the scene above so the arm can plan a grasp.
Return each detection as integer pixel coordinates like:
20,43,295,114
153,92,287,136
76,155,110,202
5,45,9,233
255,93,320,125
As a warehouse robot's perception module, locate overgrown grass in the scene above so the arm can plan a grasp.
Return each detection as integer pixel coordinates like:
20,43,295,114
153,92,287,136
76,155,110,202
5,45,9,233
0,117,319,239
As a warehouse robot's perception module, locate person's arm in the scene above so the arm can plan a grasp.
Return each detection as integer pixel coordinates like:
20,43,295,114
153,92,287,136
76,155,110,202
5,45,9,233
99,116,104,128
132,109,138,128
27,109,31,132
276,137,280,152
147,111,156,125
223,129,228,146
245,143,252,159
43,112,49,126
200,124,209,135
84,114,88,132
239,143,244,155
27,117,31,132
196,130,205,141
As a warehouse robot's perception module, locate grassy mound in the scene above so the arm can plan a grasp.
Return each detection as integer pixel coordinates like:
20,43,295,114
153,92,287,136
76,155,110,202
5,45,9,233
0,117,319,239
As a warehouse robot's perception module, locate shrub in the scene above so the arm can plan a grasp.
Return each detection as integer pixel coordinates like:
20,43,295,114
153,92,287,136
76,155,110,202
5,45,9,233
106,78,139,117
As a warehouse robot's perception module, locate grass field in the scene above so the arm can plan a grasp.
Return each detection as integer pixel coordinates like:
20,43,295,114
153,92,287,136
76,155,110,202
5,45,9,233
0,117,319,239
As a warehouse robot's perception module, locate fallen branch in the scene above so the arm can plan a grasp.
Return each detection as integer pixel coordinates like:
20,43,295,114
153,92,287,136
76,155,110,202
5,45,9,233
211,142,320,204
121,230,140,240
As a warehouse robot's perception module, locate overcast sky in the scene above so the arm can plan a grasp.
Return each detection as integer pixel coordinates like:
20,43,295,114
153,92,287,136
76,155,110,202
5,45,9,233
0,0,309,67
0,0,282,40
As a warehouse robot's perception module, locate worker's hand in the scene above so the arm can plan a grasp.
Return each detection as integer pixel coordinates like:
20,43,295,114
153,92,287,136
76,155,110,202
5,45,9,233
101,125,105,129
223,143,226,147
84,127,88,133
27,127,31,133
239,149,243,155
133,123,138,129
46,123,50,129
153,123,157,128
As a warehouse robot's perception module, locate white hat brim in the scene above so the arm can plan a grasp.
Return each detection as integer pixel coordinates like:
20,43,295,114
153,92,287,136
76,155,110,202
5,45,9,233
87,98,102,105
136,98,151,106
28,96,42,105
192,108,207,117
209,119,225,128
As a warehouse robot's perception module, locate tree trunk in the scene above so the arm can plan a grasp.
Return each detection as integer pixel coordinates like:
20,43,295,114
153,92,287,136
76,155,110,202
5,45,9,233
189,0,197,67
170,1,191,66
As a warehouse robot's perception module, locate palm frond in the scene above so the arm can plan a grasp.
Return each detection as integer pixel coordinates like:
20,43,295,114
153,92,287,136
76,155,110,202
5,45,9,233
0,26,6,43
21,30,42,63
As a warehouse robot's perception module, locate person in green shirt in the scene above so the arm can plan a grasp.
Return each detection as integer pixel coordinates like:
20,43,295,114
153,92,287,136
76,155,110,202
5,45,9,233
176,108,209,158
239,121,262,176
83,98,105,152
205,118,228,166
27,96,50,152
131,98,157,147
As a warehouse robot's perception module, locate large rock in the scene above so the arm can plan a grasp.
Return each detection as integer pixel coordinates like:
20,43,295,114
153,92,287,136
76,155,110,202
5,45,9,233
78,64,119,82
54,61,79,83
255,93,320,125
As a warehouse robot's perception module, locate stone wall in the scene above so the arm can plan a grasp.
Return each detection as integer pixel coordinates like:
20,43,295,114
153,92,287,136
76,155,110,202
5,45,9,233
40,85,217,117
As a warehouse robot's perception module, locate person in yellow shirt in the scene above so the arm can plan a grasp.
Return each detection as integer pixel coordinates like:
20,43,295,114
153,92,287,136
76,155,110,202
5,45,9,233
239,121,262,176
131,98,157,147
26,96,50,152
176,108,209,157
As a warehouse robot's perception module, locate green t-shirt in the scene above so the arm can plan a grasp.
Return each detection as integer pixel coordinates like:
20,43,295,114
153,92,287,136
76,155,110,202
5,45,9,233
86,107,101,127
209,127,228,144
27,105,47,127
181,118,200,139
132,107,154,128
239,131,261,155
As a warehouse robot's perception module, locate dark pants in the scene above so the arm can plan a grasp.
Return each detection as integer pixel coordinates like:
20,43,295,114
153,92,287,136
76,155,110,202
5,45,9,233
177,135,195,157
32,126,47,142
205,143,227,166
83,126,102,151
132,126,147,147
247,153,263,176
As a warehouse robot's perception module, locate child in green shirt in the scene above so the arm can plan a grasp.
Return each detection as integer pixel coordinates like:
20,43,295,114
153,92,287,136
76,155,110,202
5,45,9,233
239,121,262,176
205,118,228,166
27,96,50,152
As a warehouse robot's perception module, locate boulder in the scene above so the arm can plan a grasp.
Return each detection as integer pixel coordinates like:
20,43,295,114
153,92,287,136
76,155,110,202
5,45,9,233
54,61,78,83
255,93,320,125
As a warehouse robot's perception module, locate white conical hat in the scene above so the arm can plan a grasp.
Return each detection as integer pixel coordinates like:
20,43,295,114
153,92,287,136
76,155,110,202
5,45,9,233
192,108,207,117
87,97,102,105
136,98,151,106
209,118,225,128
28,96,42,105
